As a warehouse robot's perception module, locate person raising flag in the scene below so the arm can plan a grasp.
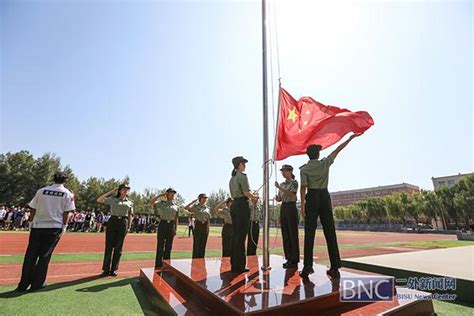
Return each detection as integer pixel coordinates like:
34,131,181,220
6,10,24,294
299,134,361,279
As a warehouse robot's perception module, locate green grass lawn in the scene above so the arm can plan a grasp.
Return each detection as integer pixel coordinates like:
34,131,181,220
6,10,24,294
433,300,474,316
0,277,157,315
0,277,472,316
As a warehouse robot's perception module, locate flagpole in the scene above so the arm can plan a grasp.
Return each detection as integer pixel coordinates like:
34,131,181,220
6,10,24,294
261,0,271,271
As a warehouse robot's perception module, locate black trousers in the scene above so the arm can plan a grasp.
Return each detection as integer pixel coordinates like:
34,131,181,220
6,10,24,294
230,197,250,272
247,221,259,256
155,220,175,268
304,189,341,269
102,216,128,273
280,201,300,263
221,223,233,257
192,221,209,258
18,228,62,290
188,225,194,237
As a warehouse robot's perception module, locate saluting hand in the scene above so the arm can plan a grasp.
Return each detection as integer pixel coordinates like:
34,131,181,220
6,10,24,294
274,181,280,189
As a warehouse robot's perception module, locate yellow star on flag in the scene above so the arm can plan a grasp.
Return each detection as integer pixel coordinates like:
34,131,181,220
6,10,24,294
287,107,298,123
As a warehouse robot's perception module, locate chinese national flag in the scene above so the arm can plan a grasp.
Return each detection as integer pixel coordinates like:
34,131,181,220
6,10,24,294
275,87,374,160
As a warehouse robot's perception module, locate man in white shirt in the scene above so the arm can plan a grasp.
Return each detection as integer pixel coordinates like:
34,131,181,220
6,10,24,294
15,171,75,292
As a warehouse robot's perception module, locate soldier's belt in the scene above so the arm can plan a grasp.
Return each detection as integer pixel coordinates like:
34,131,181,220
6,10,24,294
161,220,175,223
111,216,126,220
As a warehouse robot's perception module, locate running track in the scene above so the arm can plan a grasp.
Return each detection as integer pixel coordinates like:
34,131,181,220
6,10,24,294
0,231,455,285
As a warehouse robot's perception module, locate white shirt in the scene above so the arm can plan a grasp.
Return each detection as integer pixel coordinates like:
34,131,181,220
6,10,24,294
29,184,76,228
0,208,6,220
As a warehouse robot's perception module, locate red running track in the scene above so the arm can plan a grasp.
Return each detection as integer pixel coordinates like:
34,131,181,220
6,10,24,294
0,231,456,285
0,231,455,255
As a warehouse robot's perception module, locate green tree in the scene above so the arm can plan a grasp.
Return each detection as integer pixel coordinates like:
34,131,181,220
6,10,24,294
350,202,367,223
398,193,414,227
75,177,123,211
383,193,404,225
452,176,474,229
31,153,62,190
422,190,445,230
409,192,425,225
333,206,344,220
436,185,459,228
0,151,82,206
207,189,229,217
0,151,37,205
364,197,387,223
334,206,351,221
128,192,151,214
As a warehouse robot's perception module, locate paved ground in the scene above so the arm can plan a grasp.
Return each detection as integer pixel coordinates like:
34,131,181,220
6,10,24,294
344,245,474,280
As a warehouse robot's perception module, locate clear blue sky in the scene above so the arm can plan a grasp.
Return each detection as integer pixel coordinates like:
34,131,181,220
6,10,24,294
1,0,472,201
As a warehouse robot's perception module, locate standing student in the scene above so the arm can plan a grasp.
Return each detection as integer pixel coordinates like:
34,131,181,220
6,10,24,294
228,156,258,273
184,194,211,258
299,134,360,279
275,164,300,269
247,194,261,256
97,184,133,277
150,188,179,269
188,215,195,237
96,211,104,232
16,172,75,292
214,198,233,257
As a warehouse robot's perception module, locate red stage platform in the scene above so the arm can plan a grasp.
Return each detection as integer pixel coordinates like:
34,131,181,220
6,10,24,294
139,255,434,315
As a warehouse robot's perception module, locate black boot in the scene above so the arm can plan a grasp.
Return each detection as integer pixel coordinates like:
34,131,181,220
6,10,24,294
326,268,340,279
299,266,314,278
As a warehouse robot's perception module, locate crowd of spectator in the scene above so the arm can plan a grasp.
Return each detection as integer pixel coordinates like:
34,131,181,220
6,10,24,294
0,205,161,233
0,205,31,230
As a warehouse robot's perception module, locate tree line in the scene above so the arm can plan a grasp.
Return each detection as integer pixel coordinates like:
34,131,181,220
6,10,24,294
333,176,473,230
0,151,230,216
1,150,472,226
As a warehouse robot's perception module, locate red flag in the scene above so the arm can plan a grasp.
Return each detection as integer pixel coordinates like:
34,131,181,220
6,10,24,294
275,88,374,160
